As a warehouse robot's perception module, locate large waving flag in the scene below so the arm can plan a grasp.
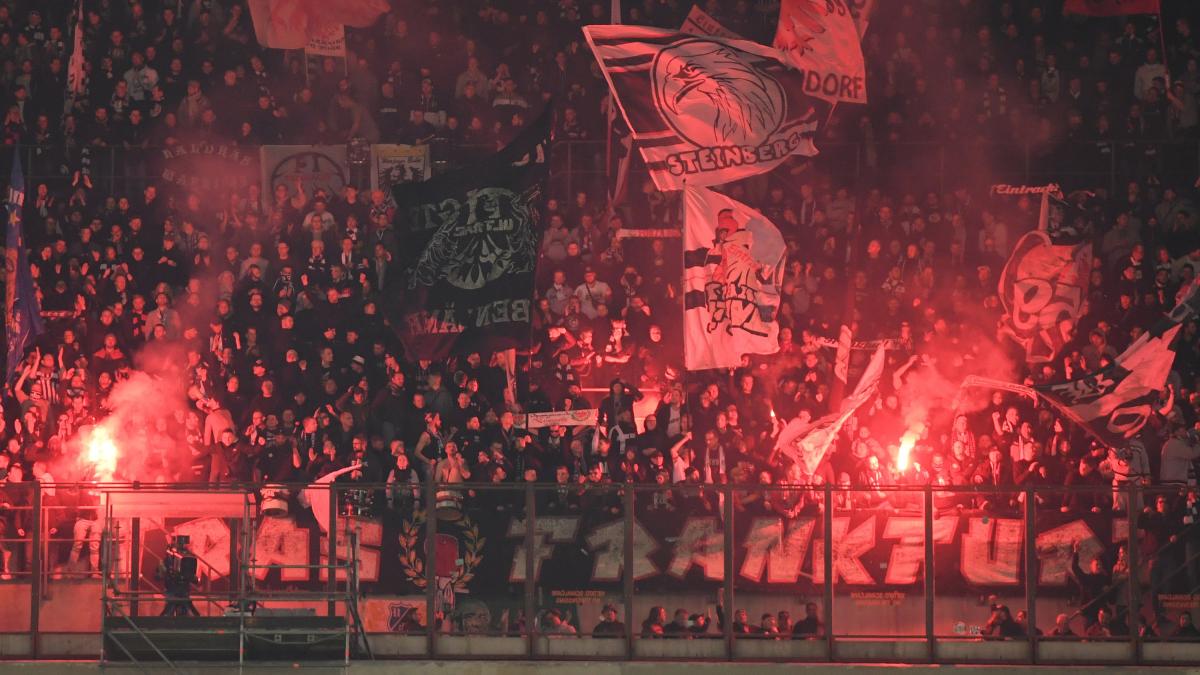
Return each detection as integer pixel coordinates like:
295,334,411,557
5,153,44,380
1035,281,1199,448
385,108,551,360
1064,0,1160,16
683,186,786,370
776,345,886,474
247,0,387,50
997,186,1092,364
583,25,830,191
774,0,868,104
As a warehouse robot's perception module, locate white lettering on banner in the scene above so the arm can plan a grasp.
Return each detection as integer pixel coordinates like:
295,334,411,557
739,517,815,584
991,183,1061,196
880,517,958,585
667,518,725,580
153,511,1119,588
1034,521,1100,585
404,299,531,336
254,516,311,582
960,517,1022,585
586,519,659,582
812,516,876,584
507,516,580,582
664,128,817,177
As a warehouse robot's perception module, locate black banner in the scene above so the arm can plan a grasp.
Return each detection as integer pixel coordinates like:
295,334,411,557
142,500,1121,600
387,110,551,359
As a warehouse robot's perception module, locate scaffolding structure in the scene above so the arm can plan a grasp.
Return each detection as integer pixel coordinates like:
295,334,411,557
97,487,370,668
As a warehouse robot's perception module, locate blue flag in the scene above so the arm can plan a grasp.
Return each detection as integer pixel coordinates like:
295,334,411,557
5,152,43,380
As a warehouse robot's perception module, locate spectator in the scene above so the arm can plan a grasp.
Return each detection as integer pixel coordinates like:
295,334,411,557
792,602,824,638
593,604,625,637
641,606,666,638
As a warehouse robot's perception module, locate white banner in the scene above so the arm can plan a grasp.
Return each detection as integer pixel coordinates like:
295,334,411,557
304,23,346,58
371,144,431,204
684,186,785,370
775,0,868,104
523,409,599,429
776,345,886,473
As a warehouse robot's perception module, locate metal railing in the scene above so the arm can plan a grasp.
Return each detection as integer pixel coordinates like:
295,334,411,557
0,480,1198,663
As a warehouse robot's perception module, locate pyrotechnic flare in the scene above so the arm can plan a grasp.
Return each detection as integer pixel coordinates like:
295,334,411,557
896,428,920,473
85,427,119,483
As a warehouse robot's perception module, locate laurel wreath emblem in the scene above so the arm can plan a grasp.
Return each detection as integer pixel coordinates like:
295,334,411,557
396,508,486,591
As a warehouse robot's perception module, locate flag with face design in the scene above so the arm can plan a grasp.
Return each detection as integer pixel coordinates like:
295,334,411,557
584,25,831,191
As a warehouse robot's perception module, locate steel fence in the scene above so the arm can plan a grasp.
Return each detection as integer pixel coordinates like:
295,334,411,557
0,481,1198,663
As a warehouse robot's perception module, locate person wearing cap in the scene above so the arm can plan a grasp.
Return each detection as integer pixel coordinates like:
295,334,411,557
574,266,611,320
593,604,626,637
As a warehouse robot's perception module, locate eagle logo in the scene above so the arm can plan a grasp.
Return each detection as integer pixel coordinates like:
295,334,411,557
410,185,540,291
652,38,785,148
781,0,827,57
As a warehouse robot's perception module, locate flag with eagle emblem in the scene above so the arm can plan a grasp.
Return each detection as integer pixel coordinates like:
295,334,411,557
385,108,551,360
775,0,868,105
683,186,786,370
583,25,831,191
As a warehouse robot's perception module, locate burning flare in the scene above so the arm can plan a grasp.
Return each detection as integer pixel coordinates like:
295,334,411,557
896,429,919,473
85,427,119,482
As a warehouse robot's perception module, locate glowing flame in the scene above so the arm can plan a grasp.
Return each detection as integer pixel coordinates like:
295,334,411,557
86,427,119,482
896,431,917,473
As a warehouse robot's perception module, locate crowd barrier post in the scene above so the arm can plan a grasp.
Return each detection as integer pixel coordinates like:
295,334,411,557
823,483,834,658
623,486,635,659
1128,482,1141,664
130,516,141,618
1025,485,1038,662
722,483,735,660
425,478,437,654
924,485,935,656
524,481,536,654
327,484,338,618
30,482,42,658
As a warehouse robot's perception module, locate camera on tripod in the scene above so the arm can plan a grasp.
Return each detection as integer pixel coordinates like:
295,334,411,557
164,535,198,584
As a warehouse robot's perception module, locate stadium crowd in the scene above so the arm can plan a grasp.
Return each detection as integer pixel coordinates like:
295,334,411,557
0,0,1199,639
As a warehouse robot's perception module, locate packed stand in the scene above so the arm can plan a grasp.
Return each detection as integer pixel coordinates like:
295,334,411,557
0,0,1198,638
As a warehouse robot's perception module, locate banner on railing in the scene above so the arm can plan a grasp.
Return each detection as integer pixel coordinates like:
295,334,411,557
138,498,1119,605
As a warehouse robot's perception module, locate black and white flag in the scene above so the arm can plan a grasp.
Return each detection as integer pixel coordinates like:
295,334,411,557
387,110,551,360
684,185,786,370
1035,281,1200,447
583,25,829,191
